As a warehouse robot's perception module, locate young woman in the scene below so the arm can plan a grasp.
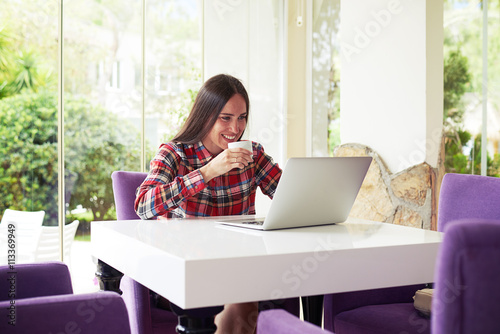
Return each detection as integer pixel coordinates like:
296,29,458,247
134,73,282,334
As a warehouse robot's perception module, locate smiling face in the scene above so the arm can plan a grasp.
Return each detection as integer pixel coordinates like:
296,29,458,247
202,94,247,155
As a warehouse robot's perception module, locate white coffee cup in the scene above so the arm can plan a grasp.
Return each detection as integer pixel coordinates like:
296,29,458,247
228,140,253,156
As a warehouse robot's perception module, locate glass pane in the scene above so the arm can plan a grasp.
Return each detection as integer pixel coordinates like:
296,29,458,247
145,0,203,163
312,0,341,157
203,0,285,163
443,1,493,175
65,0,143,293
203,0,285,214
492,2,500,175
0,1,59,263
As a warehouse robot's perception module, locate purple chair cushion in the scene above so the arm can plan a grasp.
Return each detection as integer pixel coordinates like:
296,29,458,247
0,262,73,301
437,173,500,231
335,303,429,334
257,309,331,334
432,219,500,334
323,284,425,332
0,292,131,334
325,173,500,333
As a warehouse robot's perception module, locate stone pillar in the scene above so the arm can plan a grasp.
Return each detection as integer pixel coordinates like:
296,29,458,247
334,144,440,229
339,0,443,230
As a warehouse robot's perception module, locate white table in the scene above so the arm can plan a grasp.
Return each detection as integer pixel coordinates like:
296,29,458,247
91,217,442,312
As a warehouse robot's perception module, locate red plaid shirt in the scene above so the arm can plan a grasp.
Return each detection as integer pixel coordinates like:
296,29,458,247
135,141,281,219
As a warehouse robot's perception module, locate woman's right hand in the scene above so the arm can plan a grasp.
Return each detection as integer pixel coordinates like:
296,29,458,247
200,148,253,182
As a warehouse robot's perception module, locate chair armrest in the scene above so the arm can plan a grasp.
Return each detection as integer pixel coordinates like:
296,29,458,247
323,284,426,331
325,284,426,315
0,262,73,301
120,276,179,334
257,309,331,334
0,292,130,334
121,275,154,333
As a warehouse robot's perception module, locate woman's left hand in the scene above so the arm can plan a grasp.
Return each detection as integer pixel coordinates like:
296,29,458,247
199,148,253,182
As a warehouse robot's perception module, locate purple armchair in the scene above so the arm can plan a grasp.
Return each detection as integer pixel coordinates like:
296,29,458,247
258,220,500,334
112,171,147,222
258,309,331,334
322,173,500,334
437,173,500,231
431,219,500,333
0,262,130,334
111,171,178,334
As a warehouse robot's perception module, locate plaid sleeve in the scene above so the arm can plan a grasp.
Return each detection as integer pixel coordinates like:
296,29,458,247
254,143,282,198
135,145,206,220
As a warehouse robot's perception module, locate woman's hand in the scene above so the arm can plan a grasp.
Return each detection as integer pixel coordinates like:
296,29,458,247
200,148,253,182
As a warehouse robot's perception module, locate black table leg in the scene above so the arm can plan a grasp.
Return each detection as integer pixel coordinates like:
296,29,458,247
175,315,217,334
302,295,324,327
95,259,222,333
95,259,124,294
171,304,223,334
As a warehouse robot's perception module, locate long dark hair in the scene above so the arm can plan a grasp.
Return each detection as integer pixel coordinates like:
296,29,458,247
172,74,250,144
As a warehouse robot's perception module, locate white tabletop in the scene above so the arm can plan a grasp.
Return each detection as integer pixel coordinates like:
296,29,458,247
91,217,442,309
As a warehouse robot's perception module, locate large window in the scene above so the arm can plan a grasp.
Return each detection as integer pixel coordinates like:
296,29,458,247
0,1,60,235
0,0,284,293
0,0,203,293
308,0,500,174
145,0,203,160
311,0,341,156
443,0,500,176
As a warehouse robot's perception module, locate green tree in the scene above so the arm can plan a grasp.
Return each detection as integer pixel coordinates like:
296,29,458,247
0,24,55,99
443,48,473,174
0,91,59,221
10,50,54,93
444,129,472,174
444,1,500,176
443,50,471,121
0,24,16,98
0,90,141,225
0,25,13,71
64,96,141,221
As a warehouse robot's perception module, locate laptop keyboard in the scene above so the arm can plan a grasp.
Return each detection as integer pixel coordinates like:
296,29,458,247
240,220,264,226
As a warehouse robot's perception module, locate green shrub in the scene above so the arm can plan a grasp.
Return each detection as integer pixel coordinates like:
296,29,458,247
0,90,141,225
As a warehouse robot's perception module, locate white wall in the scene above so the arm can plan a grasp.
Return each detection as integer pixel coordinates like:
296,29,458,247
204,0,286,214
340,0,443,173
204,0,286,164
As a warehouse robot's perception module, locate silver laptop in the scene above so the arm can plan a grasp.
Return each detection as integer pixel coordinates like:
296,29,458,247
216,156,372,230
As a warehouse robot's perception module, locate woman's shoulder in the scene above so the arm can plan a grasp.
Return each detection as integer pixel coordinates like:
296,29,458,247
250,141,279,166
250,141,264,152
157,142,195,160
251,141,270,157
